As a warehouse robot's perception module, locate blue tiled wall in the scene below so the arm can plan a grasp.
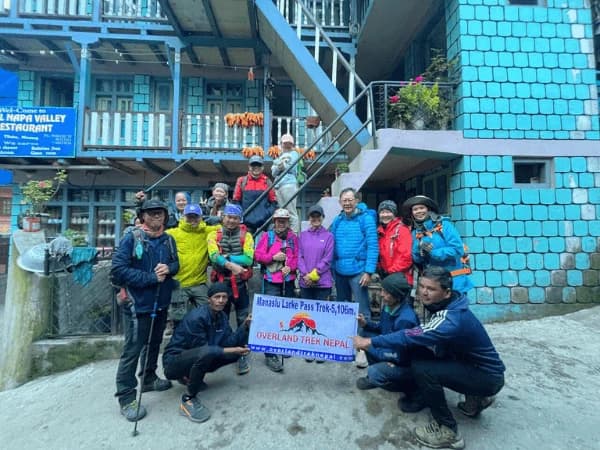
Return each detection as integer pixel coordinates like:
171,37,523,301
448,155,600,305
446,0,599,139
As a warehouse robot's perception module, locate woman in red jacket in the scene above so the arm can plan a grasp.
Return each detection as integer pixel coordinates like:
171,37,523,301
377,200,414,286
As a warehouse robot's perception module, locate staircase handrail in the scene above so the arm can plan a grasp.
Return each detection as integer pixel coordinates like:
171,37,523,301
242,81,376,234
293,0,367,92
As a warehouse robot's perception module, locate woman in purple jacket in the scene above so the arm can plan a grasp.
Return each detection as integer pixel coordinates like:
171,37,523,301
298,204,334,301
298,204,335,363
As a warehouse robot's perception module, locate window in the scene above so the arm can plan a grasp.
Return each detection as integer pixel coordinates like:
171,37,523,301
93,78,133,111
513,158,552,187
422,171,449,214
507,0,545,5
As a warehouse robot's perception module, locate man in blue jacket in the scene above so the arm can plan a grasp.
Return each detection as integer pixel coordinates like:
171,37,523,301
353,266,505,450
111,199,180,422
355,273,419,391
330,187,378,368
162,282,251,423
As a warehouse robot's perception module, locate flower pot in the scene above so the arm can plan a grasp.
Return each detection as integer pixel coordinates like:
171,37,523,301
23,216,41,232
306,116,321,129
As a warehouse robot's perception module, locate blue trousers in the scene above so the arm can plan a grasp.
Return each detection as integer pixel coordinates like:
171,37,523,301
334,272,371,331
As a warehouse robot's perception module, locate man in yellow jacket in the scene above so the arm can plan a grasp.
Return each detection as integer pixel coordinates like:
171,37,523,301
166,203,220,332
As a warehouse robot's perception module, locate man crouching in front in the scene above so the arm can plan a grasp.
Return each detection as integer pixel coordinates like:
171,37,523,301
162,282,251,423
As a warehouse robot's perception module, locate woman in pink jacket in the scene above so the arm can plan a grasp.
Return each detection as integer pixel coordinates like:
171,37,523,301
254,208,299,372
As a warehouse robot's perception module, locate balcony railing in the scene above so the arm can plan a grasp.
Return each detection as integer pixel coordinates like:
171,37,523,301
276,0,349,29
6,0,166,20
84,110,171,149
83,110,335,153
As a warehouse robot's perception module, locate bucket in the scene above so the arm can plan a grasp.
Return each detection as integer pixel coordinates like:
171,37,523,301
22,216,41,232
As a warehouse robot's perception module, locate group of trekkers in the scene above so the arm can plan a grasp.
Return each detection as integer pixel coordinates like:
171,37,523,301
110,137,505,449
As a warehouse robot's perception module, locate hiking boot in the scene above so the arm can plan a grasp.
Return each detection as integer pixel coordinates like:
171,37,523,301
179,395,211,423
315,359,325,364
141,377,172,393
355,350,368,369
414,421,465,449
305,358,315,363
120,399,146,422
398,393,426,413
457,395,495,417
265,355,284,373
237,355,250,375
356,377,378,390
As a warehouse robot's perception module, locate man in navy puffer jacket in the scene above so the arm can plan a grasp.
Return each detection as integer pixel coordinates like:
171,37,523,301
111,199,179,422
163,282,251,423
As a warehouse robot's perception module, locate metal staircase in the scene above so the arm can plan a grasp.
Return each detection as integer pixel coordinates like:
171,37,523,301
250,0,394,228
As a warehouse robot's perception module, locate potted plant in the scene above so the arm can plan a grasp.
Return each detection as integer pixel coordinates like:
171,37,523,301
387,52,454,130
20,170,68,231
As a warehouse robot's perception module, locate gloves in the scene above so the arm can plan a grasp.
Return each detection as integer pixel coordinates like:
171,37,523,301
308,268,320,282
419,241,433,257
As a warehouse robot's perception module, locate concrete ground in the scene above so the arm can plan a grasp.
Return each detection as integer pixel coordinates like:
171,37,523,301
0,307,599,450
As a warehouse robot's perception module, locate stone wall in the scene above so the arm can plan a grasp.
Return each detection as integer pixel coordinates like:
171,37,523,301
447,0,599,140
448,155,600,308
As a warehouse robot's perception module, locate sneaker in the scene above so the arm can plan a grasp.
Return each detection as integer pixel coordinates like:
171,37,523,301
120,399,146,422
305,358,315,363
414,421,464,449
179,395,211,423
315,359,325,364
354,350,368,369
457,395,495,417
398,394,426,413
141,377,173,393
356,376,378,390
237,355,250,375
265,355,284,373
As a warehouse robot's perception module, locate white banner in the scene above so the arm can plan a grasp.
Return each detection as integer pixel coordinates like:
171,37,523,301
248,294,359,362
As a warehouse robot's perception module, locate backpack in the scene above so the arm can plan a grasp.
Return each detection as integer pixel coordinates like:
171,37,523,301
414,218,472,277
261,230,296,274
296,153,307,185
210,224,254,282
240,174,273,192
110,228,176,288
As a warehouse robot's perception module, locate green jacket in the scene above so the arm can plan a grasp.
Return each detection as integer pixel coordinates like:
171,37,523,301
166,219,219,287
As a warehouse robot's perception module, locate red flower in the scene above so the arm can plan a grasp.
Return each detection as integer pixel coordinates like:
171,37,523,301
389,95,399,104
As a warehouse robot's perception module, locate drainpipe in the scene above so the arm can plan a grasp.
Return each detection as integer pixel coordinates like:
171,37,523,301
263,66,271,148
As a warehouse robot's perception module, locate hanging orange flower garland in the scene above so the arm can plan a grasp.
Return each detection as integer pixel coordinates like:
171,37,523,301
225,112,264,128
266,146,316,160
241,146,264,158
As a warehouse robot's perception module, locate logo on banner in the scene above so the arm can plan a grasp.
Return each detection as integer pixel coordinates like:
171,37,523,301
280,312,325,336
248,295,359,362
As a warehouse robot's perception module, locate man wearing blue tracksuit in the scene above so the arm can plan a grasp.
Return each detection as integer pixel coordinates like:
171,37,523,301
354,266,505,450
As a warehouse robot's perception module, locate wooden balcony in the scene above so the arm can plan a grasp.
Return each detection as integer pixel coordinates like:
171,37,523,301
82,110,334,155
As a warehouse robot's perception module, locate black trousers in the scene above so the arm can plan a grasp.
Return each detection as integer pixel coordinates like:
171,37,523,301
115,306,168,406
164,346,239,397
412,358,505,431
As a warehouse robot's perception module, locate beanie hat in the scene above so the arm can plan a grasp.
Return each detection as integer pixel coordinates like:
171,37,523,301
208,282,229,298
378,200,398,216
223,203,243,217
381,273,411,299
213,183,229,193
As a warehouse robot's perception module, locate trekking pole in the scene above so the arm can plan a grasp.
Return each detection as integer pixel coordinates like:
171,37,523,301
144,157,193,193
132,284,161,437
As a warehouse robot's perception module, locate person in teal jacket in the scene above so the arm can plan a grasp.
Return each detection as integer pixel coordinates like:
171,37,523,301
402,195,473,294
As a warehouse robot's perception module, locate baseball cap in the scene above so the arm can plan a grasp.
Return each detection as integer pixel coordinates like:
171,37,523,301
223,203,243,217
307,204,324,217
248,155,264,166
184,204,202,216
281,133,294,145
140,198,168,212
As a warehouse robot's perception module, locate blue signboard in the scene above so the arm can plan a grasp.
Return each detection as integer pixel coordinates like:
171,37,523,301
0,106,77,158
